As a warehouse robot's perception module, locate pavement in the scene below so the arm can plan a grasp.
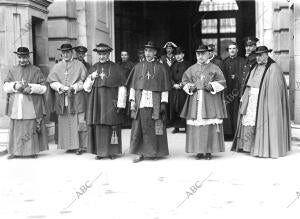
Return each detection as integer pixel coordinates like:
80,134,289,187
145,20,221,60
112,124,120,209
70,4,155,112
1,128,300,219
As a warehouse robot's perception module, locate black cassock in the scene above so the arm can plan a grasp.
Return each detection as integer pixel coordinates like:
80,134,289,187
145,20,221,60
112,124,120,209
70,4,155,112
223,56,245,137
169,60,190,128
118,60,135,127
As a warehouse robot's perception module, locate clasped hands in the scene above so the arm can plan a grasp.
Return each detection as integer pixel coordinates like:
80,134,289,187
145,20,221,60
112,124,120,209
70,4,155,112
14,81,31,94
58,86,75,96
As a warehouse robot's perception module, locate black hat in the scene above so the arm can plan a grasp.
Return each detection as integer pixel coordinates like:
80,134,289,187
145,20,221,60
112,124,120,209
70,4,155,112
253,46,272,54
13,47,32,55
144,41,159,50
243,36,259,46
195,45,213,52
174,47,185,55
58,43,74,51
93,43,113,52
75,46,88,53
207,44,216,51
163,41,177,49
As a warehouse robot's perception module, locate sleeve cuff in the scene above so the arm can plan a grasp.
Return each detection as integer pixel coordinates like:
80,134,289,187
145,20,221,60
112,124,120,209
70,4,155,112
209,81,225,95
117,86,127,108
161,91,168,103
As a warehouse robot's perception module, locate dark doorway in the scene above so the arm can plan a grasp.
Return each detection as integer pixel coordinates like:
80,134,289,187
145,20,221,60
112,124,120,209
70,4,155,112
114,0,256,63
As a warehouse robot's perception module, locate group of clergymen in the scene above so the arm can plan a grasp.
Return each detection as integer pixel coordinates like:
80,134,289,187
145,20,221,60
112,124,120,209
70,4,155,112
3,36,291,162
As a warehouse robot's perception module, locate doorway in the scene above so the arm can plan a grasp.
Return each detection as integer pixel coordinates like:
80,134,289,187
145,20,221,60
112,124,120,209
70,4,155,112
114,0,256,63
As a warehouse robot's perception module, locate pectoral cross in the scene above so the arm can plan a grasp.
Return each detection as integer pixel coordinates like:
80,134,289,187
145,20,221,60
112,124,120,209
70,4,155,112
146,71,151,80
99,68,106,80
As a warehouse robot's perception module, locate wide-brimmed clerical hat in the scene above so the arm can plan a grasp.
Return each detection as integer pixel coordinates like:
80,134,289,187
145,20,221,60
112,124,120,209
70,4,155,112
195,45,213,52
174,47,185,55
243,36,259,46
57,43,74,51
93,43,113,52
13,47,32,55
74,46,88,53
144,41,159,50
163,41,177,49
253,46,272,54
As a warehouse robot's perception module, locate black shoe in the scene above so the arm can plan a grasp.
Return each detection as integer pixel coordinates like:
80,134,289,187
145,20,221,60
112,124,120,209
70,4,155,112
205,153,212,160
7,155,15,159
172,128,179,134
95,156,105,160
109,154,117,160
133,155,144,163
76,149,83,155
196,153,204,159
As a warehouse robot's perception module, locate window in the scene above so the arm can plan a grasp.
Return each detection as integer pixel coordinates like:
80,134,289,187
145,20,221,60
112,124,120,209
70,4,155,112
199,0,238,12
201,19,218,33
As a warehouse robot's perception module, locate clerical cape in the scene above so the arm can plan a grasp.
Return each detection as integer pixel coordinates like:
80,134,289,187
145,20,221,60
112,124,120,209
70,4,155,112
47,59,87,114
4,64,48,156
126,60,171,157
47,59,87,150
84,60,127,157
231,58,291,158
180,62,227,154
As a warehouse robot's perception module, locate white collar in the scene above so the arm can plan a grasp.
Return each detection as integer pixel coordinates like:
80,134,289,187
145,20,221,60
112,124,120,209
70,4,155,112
146,58,155,62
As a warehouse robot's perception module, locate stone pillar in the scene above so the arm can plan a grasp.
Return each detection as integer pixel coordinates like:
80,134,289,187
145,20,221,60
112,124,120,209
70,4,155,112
255,1,274,53
293,2,300,124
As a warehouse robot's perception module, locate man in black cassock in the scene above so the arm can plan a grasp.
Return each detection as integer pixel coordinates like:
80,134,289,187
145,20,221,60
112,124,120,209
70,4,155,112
169,47,190,133
222,42,245,138
126,41,171,163
118,50,135,79
83,43,127,160
118,50,135,128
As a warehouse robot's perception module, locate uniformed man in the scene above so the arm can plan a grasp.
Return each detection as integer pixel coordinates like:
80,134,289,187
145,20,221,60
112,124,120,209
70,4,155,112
207,44,224,72
239,36,259,97
74,46,91,71
160,41,177,72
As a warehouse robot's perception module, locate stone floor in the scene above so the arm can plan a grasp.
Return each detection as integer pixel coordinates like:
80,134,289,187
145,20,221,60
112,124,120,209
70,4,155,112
1,128,300,219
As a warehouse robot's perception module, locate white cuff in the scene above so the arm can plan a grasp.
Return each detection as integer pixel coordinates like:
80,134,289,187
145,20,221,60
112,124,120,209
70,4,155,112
161,91,168,103
83,76,95,93
117,86,127,108
129,88,136,102
50,82,67,94
209,82,225,95
29,83,47,94
71,81,83,94
3,82,18,93
183,84,193,95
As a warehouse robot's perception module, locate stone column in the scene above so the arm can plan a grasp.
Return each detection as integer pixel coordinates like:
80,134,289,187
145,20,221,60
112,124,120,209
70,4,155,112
293,2,300,124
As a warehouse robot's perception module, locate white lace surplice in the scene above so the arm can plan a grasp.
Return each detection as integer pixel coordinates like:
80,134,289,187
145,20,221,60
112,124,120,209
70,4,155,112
187,82,223,126
241,88,259,126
